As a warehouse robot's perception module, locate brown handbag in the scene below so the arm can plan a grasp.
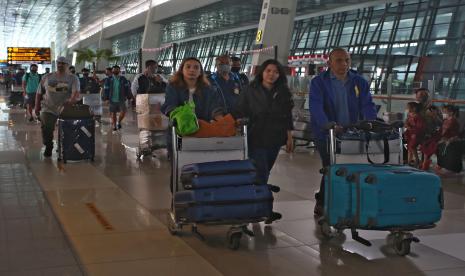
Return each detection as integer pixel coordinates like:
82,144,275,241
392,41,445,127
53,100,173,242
191,114,237,138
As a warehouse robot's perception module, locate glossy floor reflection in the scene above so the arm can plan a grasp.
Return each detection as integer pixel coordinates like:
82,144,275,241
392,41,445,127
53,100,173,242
1,90,465,276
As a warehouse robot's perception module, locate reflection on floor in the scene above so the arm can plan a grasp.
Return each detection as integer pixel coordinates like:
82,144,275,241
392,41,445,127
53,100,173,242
1,91,465,276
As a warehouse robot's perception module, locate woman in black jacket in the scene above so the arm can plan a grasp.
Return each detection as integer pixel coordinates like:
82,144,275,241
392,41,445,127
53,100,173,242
236,59,294,186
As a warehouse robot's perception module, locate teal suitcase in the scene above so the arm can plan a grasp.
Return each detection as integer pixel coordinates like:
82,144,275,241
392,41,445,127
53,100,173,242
324,164,443,229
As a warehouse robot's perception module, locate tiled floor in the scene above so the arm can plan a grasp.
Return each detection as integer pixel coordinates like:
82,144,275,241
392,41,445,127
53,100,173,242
1,89,465,275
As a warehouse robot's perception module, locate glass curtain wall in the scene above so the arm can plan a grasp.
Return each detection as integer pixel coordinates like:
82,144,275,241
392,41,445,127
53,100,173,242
157,29,256,73
157,0,465,99
291,0,465,98
111,28,144,74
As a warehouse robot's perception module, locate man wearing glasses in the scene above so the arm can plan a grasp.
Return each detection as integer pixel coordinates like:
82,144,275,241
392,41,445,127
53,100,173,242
35,56,80,158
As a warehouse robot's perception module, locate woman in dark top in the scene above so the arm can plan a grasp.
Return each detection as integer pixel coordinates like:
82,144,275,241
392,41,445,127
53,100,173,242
161,57,223,121
236,59,294,186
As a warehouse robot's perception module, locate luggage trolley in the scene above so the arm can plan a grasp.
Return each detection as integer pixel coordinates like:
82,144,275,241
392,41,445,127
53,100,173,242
318,121,442,256
135,94,168,160
167,124,267,250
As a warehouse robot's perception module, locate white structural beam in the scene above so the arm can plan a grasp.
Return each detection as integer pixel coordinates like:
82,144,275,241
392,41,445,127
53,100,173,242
252,0,297,66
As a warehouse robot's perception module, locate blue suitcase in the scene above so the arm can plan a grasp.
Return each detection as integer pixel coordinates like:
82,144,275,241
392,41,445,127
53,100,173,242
181,160,255,180
183,172,257,189
325,164,443,228
174,184,273,223
58,118,95,163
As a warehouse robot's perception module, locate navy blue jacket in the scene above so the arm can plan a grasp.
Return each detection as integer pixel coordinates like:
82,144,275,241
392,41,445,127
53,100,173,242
103,75,132,102
209,72,243,114
161,84,223,122
309,69,377,140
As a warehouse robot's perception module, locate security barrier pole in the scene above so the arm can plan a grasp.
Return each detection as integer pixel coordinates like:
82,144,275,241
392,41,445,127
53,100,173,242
387,75,392,112
138,48,143,73
172,43,178,73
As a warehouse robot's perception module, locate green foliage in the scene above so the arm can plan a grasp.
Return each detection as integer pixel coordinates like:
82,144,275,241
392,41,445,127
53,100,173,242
75,48,119,71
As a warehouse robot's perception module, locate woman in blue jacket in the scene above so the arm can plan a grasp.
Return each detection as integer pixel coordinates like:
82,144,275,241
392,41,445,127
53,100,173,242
161,57,223,121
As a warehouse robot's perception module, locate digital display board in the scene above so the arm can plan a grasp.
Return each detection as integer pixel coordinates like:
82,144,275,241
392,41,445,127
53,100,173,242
7,47,51,64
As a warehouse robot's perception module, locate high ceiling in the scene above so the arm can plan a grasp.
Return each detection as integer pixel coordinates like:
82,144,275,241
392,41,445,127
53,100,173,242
0,0,148,59
0,0,384,59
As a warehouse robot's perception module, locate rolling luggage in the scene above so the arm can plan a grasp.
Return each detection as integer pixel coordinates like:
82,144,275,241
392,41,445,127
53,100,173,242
9,91,24,106
181,160,255,181
319,120,443,256
183,172,257,189
58,118,95,163
436,140,464,173
325,164,442,228
174,184,273,223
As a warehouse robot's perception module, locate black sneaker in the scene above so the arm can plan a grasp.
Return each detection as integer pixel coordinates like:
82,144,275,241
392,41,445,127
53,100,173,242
269,185,280,193
28,117,34,122
44,146,53,157
113,127,117,131
264,211,282,225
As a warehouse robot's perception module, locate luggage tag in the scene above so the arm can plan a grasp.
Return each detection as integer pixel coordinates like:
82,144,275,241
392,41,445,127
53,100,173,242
80,126,92,137
74,143,85,154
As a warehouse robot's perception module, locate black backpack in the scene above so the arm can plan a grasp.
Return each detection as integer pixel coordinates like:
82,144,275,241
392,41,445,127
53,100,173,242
137,74,166,94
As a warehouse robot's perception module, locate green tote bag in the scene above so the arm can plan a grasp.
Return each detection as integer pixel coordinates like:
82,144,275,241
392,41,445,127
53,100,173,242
169,101,199,136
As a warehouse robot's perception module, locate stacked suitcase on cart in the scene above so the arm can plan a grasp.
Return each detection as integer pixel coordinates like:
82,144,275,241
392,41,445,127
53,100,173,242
174,160,274,224
58,104,95,163
135,94,169,159
319,121,443,256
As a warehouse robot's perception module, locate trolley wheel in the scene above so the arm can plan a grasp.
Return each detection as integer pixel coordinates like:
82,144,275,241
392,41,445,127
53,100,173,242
167,215,180,236
228,232,242,250
319,219,332,238
394,239,411,256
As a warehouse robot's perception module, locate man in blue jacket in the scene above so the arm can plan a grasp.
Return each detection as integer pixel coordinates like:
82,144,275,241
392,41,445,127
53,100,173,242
103,65,133,131
310,48,377,217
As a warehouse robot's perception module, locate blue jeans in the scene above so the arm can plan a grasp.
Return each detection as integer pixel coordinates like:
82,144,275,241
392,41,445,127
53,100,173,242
249,146,281,185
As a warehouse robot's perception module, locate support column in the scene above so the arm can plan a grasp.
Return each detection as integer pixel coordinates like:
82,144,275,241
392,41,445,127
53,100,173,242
141,2,163,73
252,0,297,68
98,39,113,71
50,41,56,72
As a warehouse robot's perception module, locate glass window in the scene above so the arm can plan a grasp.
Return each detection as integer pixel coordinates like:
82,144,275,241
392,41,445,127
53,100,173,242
431,24,450,38
396,28,413,41
435,12,453,24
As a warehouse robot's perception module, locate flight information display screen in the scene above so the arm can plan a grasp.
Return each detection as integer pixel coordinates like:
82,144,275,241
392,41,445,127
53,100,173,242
7,47,51,64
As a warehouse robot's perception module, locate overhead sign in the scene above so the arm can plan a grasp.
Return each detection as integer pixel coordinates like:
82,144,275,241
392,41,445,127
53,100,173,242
7,47,51,64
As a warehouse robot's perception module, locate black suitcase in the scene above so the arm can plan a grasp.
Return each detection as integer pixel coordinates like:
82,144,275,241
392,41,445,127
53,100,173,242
9,91,24,107
58,118,95,163
437,140,464,173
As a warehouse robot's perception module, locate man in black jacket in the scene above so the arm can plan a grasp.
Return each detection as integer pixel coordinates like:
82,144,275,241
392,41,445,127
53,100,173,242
131,60,166,97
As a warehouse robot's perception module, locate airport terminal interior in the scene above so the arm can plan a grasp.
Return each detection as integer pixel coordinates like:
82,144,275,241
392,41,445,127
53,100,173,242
1,0,465,275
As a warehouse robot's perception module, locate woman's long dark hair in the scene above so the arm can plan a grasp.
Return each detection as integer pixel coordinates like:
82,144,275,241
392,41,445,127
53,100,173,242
169,57,210,93
251,59,288,89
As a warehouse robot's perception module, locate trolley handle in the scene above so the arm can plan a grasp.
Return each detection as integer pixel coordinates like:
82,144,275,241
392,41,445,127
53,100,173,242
325,120,404,165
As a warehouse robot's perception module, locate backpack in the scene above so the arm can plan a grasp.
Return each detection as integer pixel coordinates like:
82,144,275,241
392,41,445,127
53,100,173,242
137,74,166,94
